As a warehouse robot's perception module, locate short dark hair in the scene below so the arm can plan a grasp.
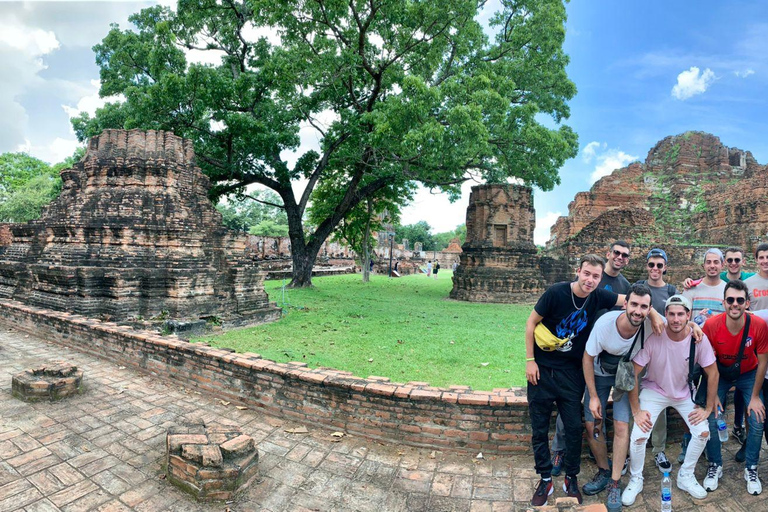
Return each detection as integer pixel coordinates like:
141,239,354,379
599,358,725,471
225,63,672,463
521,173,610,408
724,279,749,299
611,240,630,251
579,254,606,270
755,243,768,258
724,246,745,258
627,283,652,302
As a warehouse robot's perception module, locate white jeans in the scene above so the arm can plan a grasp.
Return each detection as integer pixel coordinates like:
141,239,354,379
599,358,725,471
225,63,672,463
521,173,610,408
629,388,709,480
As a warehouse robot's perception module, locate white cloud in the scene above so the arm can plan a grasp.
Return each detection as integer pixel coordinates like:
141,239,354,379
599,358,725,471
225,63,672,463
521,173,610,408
15,137,82,165
61,79,124,122
735,69,755,78
587,146,638,184
0,20,59,56
671,66,716,100
582,141,604,162
534,211,562,246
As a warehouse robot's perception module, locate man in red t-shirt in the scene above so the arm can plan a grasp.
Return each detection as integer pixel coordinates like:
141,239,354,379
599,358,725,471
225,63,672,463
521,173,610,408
701,280,768,495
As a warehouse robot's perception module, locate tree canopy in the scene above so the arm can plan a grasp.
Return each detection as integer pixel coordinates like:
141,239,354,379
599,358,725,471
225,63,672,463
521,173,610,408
0,150,84,223
74,0,578,286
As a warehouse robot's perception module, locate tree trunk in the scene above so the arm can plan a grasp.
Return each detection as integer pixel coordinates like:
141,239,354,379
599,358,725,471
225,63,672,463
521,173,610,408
287,240,319,288
361,199,373,283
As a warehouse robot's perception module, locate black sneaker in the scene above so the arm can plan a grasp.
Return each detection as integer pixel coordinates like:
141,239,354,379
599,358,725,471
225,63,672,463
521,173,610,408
564,475,583,504
734,426,747,446
655,451,672,473
531,478,553,506
551,450,564,477
583,468,612,495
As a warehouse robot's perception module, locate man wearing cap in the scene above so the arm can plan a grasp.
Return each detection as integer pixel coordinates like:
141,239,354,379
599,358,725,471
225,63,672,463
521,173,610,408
683,248,727,326
634,248,679,473
621,294,719,507
701,280,768,495
525,255,664,506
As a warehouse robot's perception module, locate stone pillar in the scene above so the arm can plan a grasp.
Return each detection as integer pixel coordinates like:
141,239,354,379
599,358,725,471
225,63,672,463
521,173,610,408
450,184,549,302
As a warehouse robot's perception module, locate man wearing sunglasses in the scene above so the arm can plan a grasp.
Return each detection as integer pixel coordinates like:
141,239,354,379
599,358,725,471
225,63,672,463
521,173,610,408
622,294,718,507
745,243,768,311
701,280,768,495
600,241,632,296
634,248,678,473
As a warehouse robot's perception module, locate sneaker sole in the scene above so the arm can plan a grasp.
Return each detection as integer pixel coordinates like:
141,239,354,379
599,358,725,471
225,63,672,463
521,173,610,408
677,481,707,500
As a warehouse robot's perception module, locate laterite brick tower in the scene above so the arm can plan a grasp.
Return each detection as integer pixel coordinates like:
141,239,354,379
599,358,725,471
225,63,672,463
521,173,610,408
450,184,563,302
0,129,280,325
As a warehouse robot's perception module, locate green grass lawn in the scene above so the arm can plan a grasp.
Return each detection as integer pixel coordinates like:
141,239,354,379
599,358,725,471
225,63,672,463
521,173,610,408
196,273,533,390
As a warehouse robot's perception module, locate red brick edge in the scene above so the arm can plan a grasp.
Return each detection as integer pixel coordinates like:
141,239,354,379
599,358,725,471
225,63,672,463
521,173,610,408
0,299,531,454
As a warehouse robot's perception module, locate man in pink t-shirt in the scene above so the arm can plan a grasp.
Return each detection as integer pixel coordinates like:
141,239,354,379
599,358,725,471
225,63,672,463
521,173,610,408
621,295,719,507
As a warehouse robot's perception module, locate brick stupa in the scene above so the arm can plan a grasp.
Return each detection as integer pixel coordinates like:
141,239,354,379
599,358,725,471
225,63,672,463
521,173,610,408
0,129,280,325
450,184,566,303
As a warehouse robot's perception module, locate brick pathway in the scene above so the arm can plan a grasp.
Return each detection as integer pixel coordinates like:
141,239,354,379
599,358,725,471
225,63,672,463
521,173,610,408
0,326,763,511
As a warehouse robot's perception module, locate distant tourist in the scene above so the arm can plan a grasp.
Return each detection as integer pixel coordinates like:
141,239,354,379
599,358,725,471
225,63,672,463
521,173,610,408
426,260,433,277
433,261,440,279
452,261,458,272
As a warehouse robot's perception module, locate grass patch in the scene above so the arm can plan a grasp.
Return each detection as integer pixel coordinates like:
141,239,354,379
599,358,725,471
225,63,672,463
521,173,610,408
196,273,532,389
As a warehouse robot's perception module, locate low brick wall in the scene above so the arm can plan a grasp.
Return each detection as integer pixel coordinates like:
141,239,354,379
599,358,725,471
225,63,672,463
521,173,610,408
0,299,531,455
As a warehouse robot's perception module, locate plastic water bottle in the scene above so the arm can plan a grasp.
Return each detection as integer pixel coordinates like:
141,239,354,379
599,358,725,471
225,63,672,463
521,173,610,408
717,409,728,442
661,471,672,512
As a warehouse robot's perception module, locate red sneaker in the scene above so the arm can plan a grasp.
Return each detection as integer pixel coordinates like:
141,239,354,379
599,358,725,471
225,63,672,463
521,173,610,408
531,478,553,506
564,475,583,504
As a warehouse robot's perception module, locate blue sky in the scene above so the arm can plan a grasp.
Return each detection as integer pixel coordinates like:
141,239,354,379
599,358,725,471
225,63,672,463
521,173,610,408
1,0,766,244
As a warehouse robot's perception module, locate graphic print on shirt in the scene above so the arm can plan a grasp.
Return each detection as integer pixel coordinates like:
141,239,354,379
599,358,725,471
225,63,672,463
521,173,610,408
555,308,588,352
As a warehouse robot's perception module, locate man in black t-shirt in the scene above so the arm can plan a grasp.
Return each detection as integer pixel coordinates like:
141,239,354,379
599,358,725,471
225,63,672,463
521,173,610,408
600,240,632,296
526,254,662,506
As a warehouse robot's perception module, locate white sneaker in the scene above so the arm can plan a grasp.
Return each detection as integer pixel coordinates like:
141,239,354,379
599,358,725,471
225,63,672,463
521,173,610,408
745,466,762,495
677,472,707,499
621,476,644,506
703,463,722,492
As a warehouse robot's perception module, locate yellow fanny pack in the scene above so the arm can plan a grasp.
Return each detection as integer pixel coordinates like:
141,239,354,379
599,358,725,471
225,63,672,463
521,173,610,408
534,323,570,352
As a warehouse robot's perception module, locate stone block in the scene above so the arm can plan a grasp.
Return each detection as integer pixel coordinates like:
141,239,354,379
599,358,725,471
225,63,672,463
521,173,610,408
166,423,258,502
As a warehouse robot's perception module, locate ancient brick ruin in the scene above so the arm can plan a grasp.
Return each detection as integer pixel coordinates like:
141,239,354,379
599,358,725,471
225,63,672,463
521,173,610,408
166,423,259,501
450,185,567,302
0,130,280,325
548,131,768,282
12,362,83,401
450,132,768,303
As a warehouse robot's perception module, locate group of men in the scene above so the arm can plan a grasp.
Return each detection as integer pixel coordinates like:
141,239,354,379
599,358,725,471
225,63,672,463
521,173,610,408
525,242,768,510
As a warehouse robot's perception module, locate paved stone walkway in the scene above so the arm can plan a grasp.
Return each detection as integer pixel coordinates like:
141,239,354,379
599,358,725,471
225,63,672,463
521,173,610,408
0,327,763,511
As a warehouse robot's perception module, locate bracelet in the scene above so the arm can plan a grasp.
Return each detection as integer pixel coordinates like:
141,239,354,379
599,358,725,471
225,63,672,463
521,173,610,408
525,357,535,362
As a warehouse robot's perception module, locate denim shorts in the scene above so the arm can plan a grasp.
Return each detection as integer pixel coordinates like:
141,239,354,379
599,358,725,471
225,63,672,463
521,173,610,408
583,374,631,423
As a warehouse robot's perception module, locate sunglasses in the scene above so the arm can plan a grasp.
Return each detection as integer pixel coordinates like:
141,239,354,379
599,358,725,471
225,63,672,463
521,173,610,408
726,257,742,264
647,262,664,269
725,297,747,305
613,250,630,259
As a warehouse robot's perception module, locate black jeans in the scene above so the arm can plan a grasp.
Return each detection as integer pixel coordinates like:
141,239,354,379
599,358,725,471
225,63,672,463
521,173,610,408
528,363,585,478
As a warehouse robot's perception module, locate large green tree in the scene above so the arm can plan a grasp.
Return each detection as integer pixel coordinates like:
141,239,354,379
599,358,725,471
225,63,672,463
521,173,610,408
74,0,578,287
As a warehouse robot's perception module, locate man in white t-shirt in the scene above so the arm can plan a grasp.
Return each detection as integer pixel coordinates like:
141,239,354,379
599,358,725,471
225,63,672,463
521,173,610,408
622,295,719,506
745,243,768,311
683,248,726,325
581,284,653,510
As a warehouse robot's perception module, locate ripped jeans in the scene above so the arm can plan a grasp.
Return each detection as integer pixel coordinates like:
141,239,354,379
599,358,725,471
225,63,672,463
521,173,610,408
629,388,709,480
